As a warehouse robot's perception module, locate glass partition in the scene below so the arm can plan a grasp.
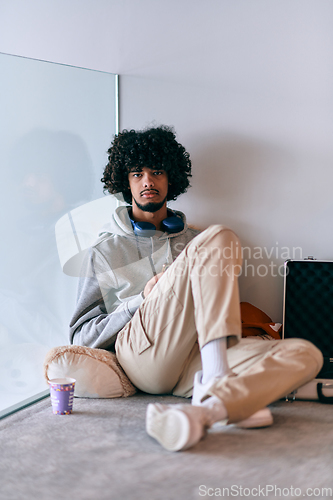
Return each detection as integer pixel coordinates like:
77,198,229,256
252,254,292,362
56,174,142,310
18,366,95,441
0,53,118,417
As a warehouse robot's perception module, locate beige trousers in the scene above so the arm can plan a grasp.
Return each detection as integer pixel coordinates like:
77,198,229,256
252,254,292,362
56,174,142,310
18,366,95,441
116,225,323,422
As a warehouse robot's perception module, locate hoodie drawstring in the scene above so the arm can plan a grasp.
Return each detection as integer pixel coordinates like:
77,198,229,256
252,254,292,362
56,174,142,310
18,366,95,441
134,233,157,277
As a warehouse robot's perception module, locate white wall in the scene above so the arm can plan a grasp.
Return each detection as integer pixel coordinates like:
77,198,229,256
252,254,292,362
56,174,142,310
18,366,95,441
1,0,333,321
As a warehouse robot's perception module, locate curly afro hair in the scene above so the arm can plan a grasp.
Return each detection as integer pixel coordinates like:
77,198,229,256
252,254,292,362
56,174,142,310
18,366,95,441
101,125,192,204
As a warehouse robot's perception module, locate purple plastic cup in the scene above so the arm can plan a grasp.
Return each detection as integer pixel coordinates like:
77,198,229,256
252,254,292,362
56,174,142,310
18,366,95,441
49,378,76,415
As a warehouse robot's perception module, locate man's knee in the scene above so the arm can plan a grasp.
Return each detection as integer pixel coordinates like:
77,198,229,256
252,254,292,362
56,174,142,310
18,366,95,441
294,338,323,371
277,338,323,375
194,224,239,245
187,225,242,266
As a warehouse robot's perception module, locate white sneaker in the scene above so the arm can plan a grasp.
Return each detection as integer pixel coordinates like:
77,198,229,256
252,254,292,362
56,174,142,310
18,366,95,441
192,371,223,405
146,403,213,452
192,371,273,429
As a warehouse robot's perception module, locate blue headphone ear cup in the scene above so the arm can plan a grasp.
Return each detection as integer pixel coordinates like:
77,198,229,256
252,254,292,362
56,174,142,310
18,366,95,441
133,221,156,236
161,216,184,234
128,209,184,235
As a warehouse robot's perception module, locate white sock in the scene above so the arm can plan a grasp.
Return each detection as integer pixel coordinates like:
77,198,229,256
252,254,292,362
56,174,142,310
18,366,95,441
200,337,231,385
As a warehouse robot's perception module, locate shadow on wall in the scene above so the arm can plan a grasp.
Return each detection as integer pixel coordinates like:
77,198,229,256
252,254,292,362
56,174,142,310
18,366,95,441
191,134,294,227
191,132,333,235
189,134,300,321
191,134,333,320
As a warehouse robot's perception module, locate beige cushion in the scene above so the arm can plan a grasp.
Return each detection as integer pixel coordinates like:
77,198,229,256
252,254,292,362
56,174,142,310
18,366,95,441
44,345,136,398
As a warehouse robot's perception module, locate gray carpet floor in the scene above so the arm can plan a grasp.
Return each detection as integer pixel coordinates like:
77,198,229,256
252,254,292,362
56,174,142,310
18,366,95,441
0,393,332,500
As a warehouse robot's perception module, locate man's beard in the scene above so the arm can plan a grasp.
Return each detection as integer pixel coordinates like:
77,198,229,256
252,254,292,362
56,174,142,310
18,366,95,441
133,195,167,213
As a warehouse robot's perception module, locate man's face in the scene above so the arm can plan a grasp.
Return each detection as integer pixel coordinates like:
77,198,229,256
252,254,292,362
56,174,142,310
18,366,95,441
128,167,169,213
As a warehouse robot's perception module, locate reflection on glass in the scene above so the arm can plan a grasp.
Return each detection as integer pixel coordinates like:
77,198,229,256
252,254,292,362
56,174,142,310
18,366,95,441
0,53,117,415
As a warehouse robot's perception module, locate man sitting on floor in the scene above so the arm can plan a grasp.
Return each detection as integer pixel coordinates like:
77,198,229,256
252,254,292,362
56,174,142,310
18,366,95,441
70,126,323,451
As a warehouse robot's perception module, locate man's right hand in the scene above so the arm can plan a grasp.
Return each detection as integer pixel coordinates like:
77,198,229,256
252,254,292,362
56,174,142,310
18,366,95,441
143,272,163,298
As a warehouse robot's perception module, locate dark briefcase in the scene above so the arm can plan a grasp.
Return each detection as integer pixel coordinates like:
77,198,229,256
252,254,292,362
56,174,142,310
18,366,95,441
282,258,333,403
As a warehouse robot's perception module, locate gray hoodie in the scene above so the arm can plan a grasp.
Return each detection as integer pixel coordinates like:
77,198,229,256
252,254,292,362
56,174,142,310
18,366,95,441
69,206,200,351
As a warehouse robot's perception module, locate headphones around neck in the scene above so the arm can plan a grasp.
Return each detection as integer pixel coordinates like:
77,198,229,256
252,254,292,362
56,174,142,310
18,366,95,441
129,209,184,236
